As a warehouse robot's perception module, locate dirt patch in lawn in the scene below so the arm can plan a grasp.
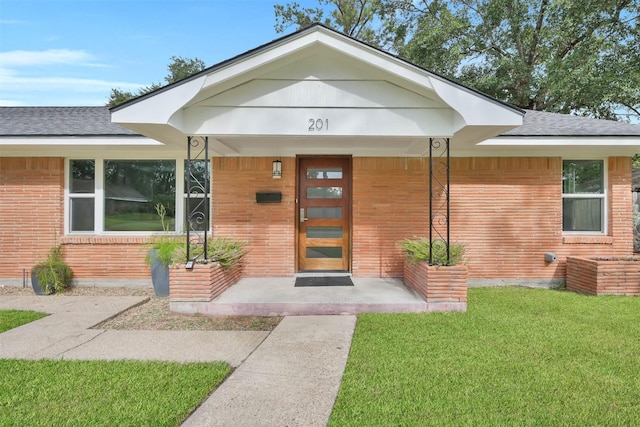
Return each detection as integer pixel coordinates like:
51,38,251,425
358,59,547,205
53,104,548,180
0,286,282,331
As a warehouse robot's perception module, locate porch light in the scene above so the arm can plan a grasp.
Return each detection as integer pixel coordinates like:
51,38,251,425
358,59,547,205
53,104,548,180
272,159,282,179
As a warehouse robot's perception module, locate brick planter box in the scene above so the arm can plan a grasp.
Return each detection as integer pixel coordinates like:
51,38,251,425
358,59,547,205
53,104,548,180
404,261,468,309
169,262,242,302
566,256,640,296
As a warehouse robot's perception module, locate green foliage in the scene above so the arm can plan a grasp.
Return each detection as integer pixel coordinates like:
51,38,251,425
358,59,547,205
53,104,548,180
0,359,231,426
274,0,383,44
330,287,640,425
107,56,205,107
147,236,248,269
392,0,640,121
146,237,184,268
398,237,466,266
0,310,47,333
206,237,249,268
32,246,72,294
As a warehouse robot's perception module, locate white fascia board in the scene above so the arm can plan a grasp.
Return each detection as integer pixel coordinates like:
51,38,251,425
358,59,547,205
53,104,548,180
111,76,206,125
455,136,640,157
482,136,640,146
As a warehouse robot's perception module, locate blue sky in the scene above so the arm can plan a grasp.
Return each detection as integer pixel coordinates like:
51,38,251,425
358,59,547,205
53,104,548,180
0,0,319,106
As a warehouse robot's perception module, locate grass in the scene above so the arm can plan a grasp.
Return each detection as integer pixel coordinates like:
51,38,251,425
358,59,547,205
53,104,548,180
330,287,640,426
0,310,47,333
0,359,231,426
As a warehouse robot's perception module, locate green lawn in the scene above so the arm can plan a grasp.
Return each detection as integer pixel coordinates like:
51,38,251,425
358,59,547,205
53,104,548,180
0,310,47,333
0,359,231,426
330,288,640,426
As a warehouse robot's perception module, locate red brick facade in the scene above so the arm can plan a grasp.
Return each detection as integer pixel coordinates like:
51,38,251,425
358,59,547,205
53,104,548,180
170,262,243,302
566,256,640,295
0,155,634,286
404,261,468,303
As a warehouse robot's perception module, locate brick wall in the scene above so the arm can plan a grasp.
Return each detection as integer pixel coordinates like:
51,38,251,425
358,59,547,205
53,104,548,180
0,158,65,283
170,262,242,301
352,158,429,277
212,157,296,276
1,155,634,285
567,256,640,295
352,156,633,281
404,261,468,302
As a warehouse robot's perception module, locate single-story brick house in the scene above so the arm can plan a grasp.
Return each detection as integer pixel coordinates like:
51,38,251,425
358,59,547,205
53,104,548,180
1,24,638,292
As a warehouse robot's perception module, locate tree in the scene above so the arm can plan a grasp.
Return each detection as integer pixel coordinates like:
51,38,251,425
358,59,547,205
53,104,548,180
274,0,640,122
389,0,640,121
107,56,206,107
274,0,384,45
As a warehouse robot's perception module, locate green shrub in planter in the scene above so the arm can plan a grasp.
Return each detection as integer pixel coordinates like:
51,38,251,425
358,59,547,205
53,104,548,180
399,238,466,266
206,237,248,268
31,246,72,295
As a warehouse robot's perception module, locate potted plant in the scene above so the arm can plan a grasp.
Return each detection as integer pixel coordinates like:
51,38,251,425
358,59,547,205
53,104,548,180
31,245,72,295
399,237,468,309
145,203,181,297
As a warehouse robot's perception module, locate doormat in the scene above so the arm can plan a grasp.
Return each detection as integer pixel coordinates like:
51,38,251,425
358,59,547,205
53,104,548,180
294,276,354,287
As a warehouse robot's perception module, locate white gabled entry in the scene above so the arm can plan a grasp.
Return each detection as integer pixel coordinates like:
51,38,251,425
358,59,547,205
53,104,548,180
111,25,523,155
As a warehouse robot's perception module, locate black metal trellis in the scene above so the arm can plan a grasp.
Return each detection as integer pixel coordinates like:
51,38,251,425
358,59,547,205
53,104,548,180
186,136,209,263
429,137,450,265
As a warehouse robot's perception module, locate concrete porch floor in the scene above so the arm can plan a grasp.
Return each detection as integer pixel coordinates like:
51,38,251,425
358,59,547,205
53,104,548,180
170,277,466,316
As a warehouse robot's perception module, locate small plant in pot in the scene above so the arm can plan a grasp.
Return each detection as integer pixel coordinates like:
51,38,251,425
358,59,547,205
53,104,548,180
145,203,180,297
31,245,73,295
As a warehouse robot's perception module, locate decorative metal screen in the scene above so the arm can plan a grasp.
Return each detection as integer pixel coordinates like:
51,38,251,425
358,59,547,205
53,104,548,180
186,136,209,263
429,137,450,265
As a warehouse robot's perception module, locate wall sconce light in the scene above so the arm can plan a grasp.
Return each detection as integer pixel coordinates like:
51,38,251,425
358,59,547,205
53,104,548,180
272,159,282,179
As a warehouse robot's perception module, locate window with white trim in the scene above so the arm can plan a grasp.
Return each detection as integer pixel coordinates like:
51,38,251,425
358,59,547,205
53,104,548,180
67,159,210,234
562,159,606,233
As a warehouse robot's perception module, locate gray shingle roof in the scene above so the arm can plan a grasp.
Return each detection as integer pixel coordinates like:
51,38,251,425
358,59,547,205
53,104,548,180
503,109,640,137
0,106,137,136
1,106,639,137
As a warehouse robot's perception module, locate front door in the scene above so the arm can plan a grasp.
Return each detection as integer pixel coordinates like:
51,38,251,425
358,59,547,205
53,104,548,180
298,157,351,271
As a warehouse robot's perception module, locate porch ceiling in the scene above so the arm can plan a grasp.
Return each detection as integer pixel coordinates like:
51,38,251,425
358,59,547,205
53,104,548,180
111,25,523,155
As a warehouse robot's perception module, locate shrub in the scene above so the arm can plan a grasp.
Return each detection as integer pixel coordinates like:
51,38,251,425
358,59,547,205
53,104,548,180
399,237,466,266
151,237,248,269
33,246,72,294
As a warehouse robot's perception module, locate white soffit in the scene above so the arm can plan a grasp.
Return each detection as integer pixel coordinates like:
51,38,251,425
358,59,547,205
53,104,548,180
111,25,523,150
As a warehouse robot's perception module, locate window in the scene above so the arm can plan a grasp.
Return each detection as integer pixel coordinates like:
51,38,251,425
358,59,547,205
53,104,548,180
66,159,208,234
562,160,606,233
69,160,95,232
104,160,176,231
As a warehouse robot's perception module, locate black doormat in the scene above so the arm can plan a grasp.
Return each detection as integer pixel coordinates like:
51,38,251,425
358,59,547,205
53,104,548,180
294,276,354,287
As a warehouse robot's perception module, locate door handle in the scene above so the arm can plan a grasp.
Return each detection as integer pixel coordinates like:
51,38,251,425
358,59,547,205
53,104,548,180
300,208,309,222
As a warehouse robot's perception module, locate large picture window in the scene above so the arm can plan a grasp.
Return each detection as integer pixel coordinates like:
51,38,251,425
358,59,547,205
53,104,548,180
562,160,606,233
66,159,207,234
104,160,176,231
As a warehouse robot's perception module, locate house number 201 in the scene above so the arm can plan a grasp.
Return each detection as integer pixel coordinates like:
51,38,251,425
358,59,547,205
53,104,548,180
308,118,328,131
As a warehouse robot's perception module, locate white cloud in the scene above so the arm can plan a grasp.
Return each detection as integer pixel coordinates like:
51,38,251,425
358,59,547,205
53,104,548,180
0,49,97,67
0,70,142,92
0,49,144,106
0,99,26,106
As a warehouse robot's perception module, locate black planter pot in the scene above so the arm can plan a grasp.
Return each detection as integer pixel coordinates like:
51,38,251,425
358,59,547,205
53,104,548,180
30,268,53,295
149,249,170,297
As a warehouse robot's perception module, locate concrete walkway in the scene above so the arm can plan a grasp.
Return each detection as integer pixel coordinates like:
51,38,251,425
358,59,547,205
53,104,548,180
0,295,357,426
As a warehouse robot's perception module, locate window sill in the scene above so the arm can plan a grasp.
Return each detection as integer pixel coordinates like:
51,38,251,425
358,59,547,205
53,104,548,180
60,235,153,245
562,235,613,245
